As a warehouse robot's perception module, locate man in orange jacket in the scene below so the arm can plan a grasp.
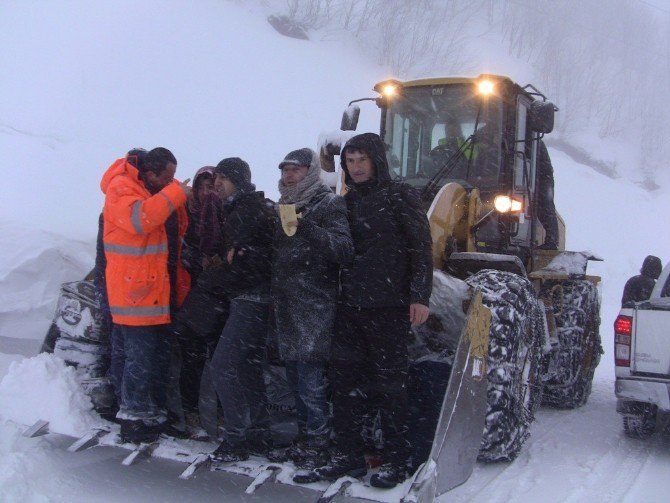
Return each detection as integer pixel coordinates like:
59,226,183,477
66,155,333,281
101,147,191,443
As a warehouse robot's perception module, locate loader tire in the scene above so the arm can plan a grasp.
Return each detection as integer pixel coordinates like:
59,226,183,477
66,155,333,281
541,279,602,408
466,270,544,462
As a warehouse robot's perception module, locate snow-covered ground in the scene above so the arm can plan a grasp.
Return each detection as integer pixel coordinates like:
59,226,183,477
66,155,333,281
1,1,669,502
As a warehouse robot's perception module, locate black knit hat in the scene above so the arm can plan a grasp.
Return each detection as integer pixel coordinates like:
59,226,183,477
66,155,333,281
278,148,313,169
215,157,255,192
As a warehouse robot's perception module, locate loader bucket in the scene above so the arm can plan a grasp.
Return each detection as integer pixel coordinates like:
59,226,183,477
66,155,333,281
405,289,491,500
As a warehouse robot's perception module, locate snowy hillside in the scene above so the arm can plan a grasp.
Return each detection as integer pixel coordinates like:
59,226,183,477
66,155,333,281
1,1,670,502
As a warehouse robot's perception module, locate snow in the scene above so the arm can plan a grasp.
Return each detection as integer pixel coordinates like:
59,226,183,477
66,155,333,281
1,1,670,502
0,353,101,437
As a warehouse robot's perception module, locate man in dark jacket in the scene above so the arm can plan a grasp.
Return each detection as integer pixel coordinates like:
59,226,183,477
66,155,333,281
622,255,663,307
312,133,433,489
267,148,353,474
208,157,277,463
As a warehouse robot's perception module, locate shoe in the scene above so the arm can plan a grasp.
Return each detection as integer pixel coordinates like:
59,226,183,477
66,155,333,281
292,470,321,484
295,444,330,471
184,412,201,430
314,450,367,481
161,422,189,439
369,463,408,489
120,419,160,444
266,434,309,463
210,438,249,463
247,436,274,457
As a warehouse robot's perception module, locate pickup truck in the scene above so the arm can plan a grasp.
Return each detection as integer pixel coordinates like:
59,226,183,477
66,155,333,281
615,261,670,438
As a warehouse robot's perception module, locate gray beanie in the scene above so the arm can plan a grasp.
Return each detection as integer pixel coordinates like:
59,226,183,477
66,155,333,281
278,148,313,169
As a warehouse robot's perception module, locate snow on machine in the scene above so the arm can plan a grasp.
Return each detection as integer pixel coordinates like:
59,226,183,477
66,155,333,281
30,75,603,502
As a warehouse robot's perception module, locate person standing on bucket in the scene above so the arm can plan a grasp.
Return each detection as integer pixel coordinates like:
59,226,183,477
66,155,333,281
208,157,277,463
266,148,353,478
100,147,191,444
305,133,433,489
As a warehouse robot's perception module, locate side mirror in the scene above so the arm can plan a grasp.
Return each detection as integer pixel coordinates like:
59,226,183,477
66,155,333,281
529,101,555,134
340,105,360,131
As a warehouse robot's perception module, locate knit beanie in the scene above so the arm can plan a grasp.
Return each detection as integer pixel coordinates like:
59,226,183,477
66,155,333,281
215,157,255,193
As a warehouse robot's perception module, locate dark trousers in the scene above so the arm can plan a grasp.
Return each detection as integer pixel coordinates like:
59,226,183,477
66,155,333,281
210,297,271,445
330,304,411,464
112,324,172,425
173,277,230,415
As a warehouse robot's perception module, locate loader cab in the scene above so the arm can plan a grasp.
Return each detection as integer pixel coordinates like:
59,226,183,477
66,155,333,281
372,75,556,265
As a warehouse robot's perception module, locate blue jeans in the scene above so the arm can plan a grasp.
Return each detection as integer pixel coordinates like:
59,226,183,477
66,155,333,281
285,361,330,439
109,324,124,402
210,298,271,445
113,324,172,425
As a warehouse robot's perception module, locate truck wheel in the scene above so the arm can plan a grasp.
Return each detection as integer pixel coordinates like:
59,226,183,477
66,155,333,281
541,279,602,408
623,403,657,439
466,270,544,462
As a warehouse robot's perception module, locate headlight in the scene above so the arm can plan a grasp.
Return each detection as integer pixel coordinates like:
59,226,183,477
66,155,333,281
494,195,523,213
478,79,495,96
382,84,397,97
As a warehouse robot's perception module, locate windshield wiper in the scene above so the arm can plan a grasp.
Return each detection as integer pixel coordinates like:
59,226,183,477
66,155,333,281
421,135,475,202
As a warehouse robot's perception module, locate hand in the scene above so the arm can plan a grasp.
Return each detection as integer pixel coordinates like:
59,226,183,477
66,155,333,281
409,303,429,326
286,220,298,230
226,248,245,264
179,178,192,198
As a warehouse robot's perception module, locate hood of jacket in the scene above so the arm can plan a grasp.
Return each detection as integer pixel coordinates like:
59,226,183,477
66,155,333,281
340,133,391,187
193,166,215,189
100,158,142,195
641,255,663,279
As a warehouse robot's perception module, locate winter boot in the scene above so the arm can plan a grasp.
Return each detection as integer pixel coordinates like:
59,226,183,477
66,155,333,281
210,438,249,463
120,419,160,444
266,434,309,463
313,450,367,481
161,421,189,439
369,463,408,489
295,435,330,471
247,435,274,458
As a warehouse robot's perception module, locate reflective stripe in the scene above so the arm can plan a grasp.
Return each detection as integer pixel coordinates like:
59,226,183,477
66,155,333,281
104,243,168,256
110,305,170,317
131,201,144,235
159,192,175,214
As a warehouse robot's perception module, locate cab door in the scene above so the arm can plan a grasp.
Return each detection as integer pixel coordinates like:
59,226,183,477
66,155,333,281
509,96,535,249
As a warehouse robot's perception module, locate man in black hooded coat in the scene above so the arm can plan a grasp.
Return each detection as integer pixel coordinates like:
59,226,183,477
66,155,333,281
312,133,433,489
621,255,663,307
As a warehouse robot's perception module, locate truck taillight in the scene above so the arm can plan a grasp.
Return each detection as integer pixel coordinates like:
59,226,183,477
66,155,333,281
614,315,633,367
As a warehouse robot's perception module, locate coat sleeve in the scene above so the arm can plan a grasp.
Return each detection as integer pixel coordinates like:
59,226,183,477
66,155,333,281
105,179,187,236
298,196,354,265
392,184,433,306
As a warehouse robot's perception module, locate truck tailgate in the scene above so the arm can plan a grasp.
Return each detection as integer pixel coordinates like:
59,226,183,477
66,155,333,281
633,309,670,376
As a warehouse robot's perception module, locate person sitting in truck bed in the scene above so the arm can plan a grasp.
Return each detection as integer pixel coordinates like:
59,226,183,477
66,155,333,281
621,255,663,308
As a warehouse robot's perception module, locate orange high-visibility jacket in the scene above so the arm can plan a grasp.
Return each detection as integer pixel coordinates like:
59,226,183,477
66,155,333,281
101,158,191,326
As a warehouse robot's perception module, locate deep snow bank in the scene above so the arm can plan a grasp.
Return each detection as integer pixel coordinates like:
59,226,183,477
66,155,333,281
0,220,94,342
0,353,101,437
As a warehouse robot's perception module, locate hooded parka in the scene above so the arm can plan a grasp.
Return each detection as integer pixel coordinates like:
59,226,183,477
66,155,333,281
621,255,663,307
339,133,433,308
101,157,190,326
